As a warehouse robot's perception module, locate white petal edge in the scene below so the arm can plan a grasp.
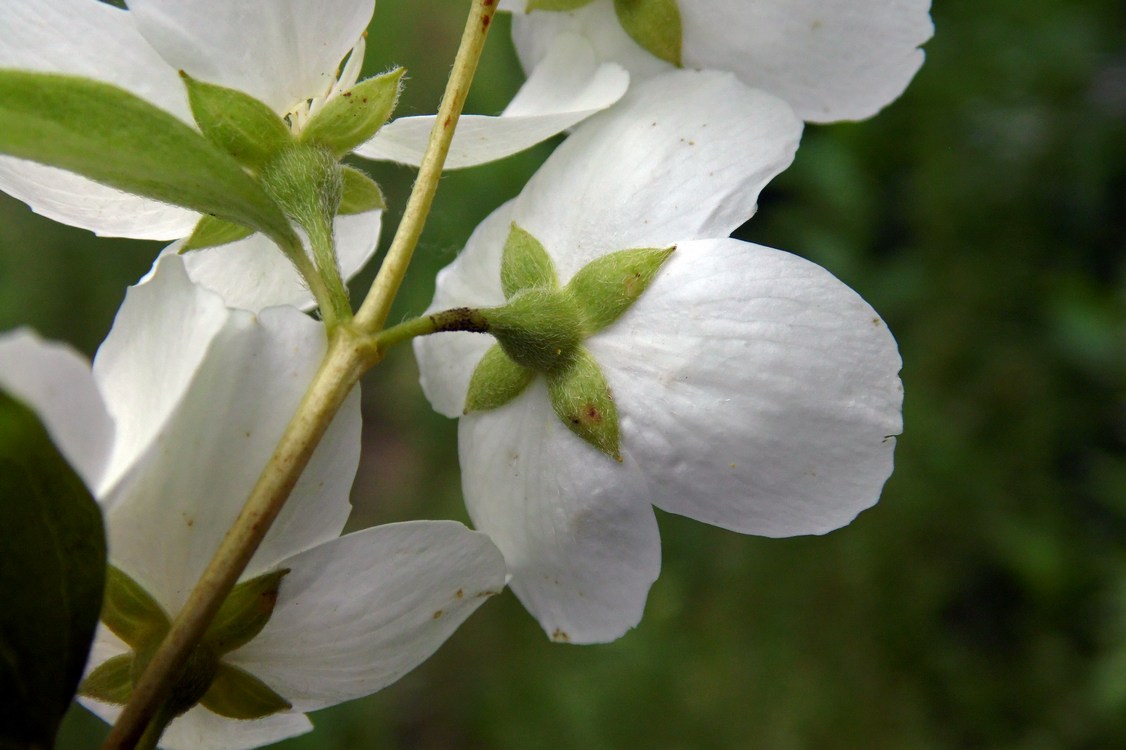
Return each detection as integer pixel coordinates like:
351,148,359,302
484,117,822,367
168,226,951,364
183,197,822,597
587,238,904,536
509,69,802,281
354,33,628,169
0,329,114,492
105,284,359,615
459,382,661,644
91,256,232,496
127,0,375,115
168,209,382,312
230,521,506,708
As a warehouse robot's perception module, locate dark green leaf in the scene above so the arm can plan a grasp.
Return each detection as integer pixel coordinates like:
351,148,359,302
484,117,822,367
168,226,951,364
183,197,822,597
0,391,106,749
0,71,300,254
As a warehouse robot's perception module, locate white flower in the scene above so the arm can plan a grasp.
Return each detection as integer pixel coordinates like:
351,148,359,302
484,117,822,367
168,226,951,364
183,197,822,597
0,256,506,749
413,71,903,644
501,0,934,123
0,0,627,311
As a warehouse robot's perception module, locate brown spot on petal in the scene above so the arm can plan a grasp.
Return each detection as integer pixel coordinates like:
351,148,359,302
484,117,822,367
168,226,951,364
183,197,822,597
551,629,571,643
432,609,444,619
455,589,464,599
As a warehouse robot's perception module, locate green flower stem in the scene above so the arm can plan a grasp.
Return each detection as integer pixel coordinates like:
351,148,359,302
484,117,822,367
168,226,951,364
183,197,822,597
134,702,176,750
100,4,498,747
308,220,352,328
287,240,344,330
353,0,498,334
373,307,490,355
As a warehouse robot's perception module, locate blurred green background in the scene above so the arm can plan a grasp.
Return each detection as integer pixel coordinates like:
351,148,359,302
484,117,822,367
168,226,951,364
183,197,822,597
2,0,1124,747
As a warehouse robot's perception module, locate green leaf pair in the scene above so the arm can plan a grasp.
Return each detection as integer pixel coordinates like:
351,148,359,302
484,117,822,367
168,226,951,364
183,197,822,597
526,0,683,66
80,567,292,721
466,223,674,461
0,391,106,749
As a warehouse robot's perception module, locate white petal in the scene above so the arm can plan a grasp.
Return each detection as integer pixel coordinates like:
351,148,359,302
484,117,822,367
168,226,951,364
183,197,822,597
104,293,360,615
127,0,374,114
170,209,381,312
79,698,312,750
459,382,661,643
509,1,670,82
229,521,506,708
92,256,232,495
509,0,933,123
0,329,114,492
678,0,934,122
413,201,515,417
587,238,904,536
509,70,802,281
355,33,628,169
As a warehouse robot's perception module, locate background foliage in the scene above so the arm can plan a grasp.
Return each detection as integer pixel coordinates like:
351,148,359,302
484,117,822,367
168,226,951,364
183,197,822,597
1,0,1122,747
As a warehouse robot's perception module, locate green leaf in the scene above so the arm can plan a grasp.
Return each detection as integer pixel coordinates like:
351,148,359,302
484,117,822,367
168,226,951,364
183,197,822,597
547,348,622,461
566,245,675,333
0,70,301,254
100,566,170,649
501,223,558,299
614,0,683,66
199,663,291,720
299,68,405,156
527,0,598,10
203,569,288,655
180,215,255,252
339,166,386,215
0,390,106,749
78,654,134,706
465,344,535,413
181,72,293,172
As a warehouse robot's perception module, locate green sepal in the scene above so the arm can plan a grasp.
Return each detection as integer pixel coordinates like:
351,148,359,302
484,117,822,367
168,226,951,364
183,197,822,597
203,569,289,655
78,653,135,706
199,662,292,719
486,289,583,373
339,166,386,215
300,68,405,156
465,344,536,413
527,0,598,11
566,245,675,333
546,348,621,461
0,390,107,750
181,72,292,172
180,215,256,252
100,566,171,649
0,70,301,255
502,223,559,298
614,0,683,66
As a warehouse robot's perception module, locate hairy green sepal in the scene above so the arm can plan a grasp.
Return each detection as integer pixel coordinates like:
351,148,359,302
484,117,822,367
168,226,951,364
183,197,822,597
0,391,106,749
300,68,405,156
0,70,300,254
463,224,672,459
340,166,387,215
79,568,291,721
181,73,292,172
614,0,683,66
181,215,256,252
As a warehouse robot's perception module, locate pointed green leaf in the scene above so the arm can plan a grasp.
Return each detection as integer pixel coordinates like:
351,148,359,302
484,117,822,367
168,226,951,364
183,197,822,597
300,68,405,156
181,72,293,172
0,70,300,254
527,0,597,10
78,654,134,706
501,223,558,299
100,566,170,649
203,569,288,655
566,245,674,333
465,344,536,413
199,662,291,720
546,348,622,461
180,215,256,252
0,390,106,749
614,0,683,66
340,166,386,215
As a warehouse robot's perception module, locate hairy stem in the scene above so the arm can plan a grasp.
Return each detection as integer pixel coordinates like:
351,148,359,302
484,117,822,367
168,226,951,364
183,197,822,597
354,0,498,333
